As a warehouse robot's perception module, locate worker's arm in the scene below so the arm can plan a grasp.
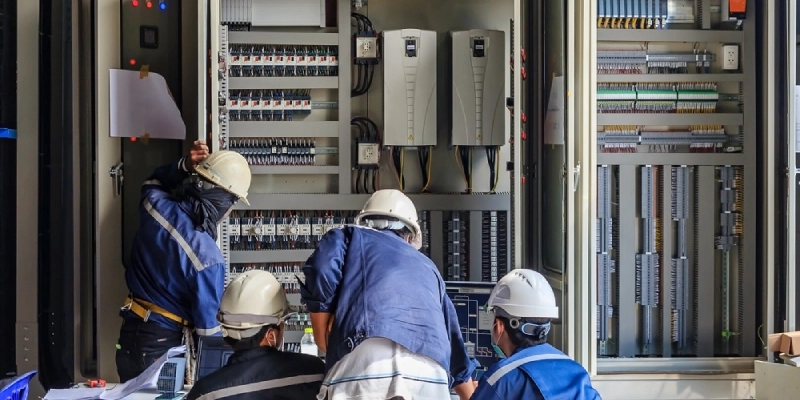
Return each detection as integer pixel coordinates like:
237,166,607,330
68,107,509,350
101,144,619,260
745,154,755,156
189,262,226,336
299,228,347,352
443,291,479,398
141,141,209,195
469,378,503,400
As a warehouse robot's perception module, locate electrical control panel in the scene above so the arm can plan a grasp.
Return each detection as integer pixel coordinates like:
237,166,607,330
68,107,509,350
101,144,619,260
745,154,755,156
446,282,503,371
211,0,512,361
591,0,758,372
382,29,438,147
451,30,506,147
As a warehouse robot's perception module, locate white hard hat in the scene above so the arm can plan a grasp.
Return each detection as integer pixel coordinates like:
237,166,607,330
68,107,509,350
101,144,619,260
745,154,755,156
194,150,252,205
488,269,559,320
354,189,422,250
217,270,292,340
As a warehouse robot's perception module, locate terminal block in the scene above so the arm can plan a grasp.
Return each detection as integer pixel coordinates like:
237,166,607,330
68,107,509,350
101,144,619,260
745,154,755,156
230,138,318,166
228,210,358,251
444,211,469,281
226,90,313,122
481,211,508,283
228,44,339,77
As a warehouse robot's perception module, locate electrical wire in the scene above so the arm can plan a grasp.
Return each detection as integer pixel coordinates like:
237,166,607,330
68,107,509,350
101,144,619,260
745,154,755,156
418,146,433,192
486,146,500,192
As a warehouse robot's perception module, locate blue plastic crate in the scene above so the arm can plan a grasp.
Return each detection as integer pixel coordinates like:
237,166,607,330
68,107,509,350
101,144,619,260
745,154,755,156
155,357,185,399
0,371,37,400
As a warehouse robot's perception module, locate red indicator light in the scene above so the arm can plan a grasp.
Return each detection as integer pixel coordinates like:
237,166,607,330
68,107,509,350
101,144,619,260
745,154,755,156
132,0,139,6
146,1,152,8
130,137,137,142
129,59,136,66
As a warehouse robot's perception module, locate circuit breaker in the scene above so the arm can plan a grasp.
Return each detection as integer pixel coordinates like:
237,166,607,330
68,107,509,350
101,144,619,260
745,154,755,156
383,29,437,147
451,30,506,147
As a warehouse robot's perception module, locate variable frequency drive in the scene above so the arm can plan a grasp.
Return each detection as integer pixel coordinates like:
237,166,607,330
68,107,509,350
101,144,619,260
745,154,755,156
383,29,437,147
451,29,506,146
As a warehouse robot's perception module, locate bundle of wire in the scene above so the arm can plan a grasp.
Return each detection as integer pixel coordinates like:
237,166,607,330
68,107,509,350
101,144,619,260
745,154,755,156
454,146,473,193
352,117,380,194
485,146,500,192
417,147,433,192
351,13,380,97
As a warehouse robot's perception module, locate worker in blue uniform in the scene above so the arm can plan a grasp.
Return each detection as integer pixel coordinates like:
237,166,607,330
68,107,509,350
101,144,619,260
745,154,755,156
299,189,478,400
116,141,252,383
471,269,602,400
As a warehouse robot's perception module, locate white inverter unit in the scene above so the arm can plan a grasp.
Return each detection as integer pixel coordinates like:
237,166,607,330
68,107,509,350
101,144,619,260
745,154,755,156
383,29,437,147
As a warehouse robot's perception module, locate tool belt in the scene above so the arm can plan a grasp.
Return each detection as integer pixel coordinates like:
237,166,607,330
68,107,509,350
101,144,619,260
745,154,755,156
122,295,189,327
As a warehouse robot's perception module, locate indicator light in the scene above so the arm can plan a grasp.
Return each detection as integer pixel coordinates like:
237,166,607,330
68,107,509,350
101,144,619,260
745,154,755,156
159,2,166,10
129,59,137,66
146,1,152,8
132,0,139,6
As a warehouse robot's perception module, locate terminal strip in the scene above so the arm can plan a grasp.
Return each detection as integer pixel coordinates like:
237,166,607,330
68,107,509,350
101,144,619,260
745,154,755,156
717,166,743,351
445,211,469,281
597,166,615,353
598,125,729,153
228,210,358,251
670,166,690,351
228,44,339,77
481,211,508,283
597,51,714,74
419,211,431,259
636,166,660,354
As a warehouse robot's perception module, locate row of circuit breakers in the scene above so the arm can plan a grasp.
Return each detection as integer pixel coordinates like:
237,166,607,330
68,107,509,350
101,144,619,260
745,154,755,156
227,210,509,283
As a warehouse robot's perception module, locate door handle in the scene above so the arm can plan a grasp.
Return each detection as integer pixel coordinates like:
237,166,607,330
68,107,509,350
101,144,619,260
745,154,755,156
109,162,124,196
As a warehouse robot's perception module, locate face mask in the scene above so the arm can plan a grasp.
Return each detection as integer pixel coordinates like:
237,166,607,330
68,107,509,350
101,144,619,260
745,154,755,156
491,322,506,359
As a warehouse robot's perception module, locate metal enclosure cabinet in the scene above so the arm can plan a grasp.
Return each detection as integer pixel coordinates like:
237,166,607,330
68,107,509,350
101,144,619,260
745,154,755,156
119,0,185,266
382,29,438,146
451,29,506,147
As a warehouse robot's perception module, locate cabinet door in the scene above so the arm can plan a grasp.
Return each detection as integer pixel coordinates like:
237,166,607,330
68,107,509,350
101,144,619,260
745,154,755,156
95,0,126,381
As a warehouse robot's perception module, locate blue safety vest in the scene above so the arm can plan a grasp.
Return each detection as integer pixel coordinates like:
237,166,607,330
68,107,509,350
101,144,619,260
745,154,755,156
471,344,601,400
299,226,478,386
124,160,226,336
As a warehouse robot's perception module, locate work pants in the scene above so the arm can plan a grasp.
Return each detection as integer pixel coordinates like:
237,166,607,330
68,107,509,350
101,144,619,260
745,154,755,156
115,315,183,383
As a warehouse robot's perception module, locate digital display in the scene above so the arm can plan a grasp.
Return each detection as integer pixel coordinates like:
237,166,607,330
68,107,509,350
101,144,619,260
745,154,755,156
140,25,158,49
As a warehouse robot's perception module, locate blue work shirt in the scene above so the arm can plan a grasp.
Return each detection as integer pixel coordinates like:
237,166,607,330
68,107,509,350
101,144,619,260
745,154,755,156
124,158,225,336
300,226,478,387
471,343,601,400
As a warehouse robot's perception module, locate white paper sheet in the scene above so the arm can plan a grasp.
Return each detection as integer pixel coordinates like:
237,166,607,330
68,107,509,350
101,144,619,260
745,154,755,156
544,76,565,145
43,388,106,400
109,69,186,140
794,86,800,153
100,345,186,400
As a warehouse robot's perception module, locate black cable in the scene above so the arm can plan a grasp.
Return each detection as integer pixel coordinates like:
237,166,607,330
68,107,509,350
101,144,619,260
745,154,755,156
486,146,497,192
371,169,378,193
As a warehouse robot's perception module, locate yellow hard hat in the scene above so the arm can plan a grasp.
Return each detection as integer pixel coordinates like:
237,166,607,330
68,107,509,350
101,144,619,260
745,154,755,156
194,150,252,205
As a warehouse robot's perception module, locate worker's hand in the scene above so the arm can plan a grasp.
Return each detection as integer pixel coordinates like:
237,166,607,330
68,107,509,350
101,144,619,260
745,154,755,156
184,140,209,171
453,379,476,400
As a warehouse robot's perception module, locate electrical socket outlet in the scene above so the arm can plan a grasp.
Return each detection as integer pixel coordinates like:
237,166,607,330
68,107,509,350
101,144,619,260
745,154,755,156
357,143,380,165
356,37,378,60
723,45,739,70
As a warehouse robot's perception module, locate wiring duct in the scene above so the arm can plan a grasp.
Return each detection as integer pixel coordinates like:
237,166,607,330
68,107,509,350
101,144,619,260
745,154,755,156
351,12,379,97
635,165,660,355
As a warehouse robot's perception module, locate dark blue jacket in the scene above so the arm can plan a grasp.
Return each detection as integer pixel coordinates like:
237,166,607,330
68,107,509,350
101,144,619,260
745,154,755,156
471,343,602,400
124,158,226,336
300,226,478,386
